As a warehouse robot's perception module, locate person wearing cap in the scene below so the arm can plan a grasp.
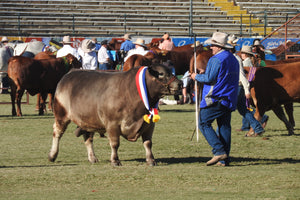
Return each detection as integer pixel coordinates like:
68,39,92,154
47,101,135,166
190,32,239,167
0,36,12,94
239,45,269,136
56,36,80,60
124,38,148,62
98,40,112,70
252,39,266,67
120,34,135,52
158,33,175,51
78,39,98,70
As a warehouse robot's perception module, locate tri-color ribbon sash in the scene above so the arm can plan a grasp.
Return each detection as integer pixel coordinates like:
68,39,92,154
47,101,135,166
135,66,160,124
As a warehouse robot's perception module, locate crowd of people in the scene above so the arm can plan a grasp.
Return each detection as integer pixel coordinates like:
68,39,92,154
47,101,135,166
1,32,269,167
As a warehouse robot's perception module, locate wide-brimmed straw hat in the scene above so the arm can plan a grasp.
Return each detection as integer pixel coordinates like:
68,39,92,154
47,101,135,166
191,41,201,48
240,45,256,56
227,34,239,46
81,39,96,53
204,32,232,48
123,34,132,40
60,36,73,44
133,38,147,48
253,40,262,46
1,36,9,43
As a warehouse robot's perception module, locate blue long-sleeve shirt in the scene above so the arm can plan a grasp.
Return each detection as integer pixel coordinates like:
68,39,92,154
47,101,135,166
195,50,239,111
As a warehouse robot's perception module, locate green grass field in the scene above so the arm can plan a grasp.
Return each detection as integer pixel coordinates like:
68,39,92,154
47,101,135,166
0,94,299,200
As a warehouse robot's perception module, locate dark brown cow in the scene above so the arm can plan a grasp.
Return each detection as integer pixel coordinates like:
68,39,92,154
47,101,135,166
48,64,182,166
34,51,56,111
249,61,300,135
123,47,167,72
7,54,81,116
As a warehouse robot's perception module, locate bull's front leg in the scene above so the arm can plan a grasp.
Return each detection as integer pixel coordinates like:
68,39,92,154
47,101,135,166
82,131,99,163
142,127,156,166
39,92,47,115
48,120,69,162
272,104,294,135
108,133,121,166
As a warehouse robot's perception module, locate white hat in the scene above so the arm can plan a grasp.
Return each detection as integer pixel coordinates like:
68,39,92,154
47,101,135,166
227,34,239,46
204,32,232,48
240,45,256,56
123,34,132,40
61,36,73,44
253,40,262,46
133,38,147,48
81,39,96,53
191,41,201,48
1,36,9,43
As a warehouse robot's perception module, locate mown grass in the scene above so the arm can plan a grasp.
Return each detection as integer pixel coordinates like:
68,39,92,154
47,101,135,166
0,94,299,200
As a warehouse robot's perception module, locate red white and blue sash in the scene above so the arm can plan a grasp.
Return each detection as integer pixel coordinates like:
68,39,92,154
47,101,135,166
135,66,160,123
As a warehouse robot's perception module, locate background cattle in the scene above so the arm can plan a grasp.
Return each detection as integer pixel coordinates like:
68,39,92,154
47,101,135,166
7,54,81,116
48,64,182,166
249,61,300,135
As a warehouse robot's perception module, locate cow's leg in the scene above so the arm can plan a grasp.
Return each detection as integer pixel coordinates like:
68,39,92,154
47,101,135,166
36,93,41,111
48,119,70,162
82,131,99,163
39,92,47,115
48,93,53,111
272,104,294,135
284,103,295,128
16,88,24,117
142,126,156,166
9,83,17,116
108,132,121,166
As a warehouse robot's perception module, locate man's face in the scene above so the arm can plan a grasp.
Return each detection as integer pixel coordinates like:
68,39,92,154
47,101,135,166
210,45,222,55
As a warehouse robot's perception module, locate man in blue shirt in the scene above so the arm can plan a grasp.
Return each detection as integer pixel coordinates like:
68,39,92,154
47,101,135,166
191,32,239,166
120,34,135,52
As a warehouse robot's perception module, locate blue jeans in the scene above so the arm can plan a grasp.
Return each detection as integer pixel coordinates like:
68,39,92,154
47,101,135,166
199,102,232,158
99,63,111,70
237,86,264,134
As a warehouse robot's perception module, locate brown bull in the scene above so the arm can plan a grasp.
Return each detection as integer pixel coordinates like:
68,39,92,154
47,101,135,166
249,61,300,135
7,54,81,116
34,51,56,112
48,64,182,166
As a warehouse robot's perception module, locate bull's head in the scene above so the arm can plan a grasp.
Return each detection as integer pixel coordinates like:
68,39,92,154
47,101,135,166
147,64,182,96
65,54,82,69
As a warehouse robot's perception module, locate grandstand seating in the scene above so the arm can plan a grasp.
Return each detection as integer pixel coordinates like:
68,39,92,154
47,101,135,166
0,0,299,38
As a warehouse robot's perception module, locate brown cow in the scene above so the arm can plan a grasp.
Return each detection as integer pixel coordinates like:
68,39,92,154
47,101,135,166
7,54,81,116
34,51,56,111
265,57,300,65
249,61,300,135
48,64,182,166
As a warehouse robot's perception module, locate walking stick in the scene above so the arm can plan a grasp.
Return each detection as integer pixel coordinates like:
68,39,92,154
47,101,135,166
193,34,200,142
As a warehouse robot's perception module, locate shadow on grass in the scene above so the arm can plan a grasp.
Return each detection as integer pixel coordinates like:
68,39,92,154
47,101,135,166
0,113,54,120
124,156,300,166
0,163,77,169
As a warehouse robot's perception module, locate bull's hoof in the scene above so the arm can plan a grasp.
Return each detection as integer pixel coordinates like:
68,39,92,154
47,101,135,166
111,161,122,166
288,131,294,136
147,160,157,166
48,155,56,162
88,157,99,164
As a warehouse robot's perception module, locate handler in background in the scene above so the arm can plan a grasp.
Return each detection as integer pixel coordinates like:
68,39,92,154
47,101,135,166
190,32,239,167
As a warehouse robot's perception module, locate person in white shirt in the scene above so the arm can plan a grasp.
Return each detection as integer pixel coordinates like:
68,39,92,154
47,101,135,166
124,38,148,62
56,36,80,60
78,39,98,70
98,40,112,70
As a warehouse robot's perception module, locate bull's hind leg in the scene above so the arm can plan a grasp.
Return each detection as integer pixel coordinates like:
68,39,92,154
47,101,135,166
108,131,121,166
284,103,295,128
48,119,70,162
82,131,99,163
16,88,24,117
272,104,294,135
9,83,17,116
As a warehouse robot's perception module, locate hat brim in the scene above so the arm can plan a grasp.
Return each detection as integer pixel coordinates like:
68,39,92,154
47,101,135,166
205,38,233,49
133,42,147,48
241,50,256,56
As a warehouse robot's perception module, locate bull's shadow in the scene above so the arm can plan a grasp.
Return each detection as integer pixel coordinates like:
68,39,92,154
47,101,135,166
125,156,300,166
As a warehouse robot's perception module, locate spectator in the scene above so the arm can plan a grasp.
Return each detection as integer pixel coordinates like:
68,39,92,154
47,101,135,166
91,37,101,52
98,40,112,70
190,32,239,167
124,38,148,62
158,33,175,51
0,36,12,94
78,39,98,70
0,36,9,47
56,36,80,60
120,34,135,53
252,39,266,67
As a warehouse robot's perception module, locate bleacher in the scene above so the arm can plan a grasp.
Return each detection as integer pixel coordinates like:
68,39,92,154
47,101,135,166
0,0,299,38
